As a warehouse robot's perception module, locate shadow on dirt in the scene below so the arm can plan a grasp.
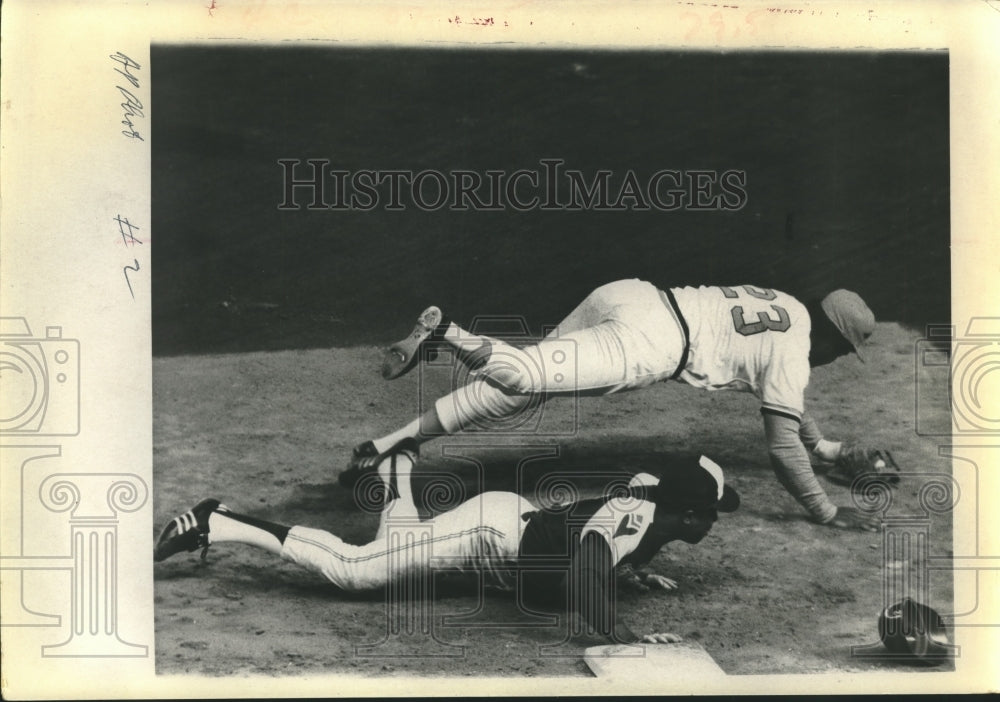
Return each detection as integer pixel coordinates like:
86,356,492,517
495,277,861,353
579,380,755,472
282,438,767,520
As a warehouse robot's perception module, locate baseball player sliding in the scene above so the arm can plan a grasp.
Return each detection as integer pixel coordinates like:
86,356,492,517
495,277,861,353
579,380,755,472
155,445,740,645
342,280,893,531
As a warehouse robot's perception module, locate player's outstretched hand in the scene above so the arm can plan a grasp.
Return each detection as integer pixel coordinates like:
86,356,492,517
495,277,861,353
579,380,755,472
640,632,683,644
826,506,881,532
643,573,678,591
826,445,901,487
619,567,678,592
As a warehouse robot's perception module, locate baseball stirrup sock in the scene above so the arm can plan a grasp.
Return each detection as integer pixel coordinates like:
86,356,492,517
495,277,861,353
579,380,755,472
209,510,290,553
391,452,417,509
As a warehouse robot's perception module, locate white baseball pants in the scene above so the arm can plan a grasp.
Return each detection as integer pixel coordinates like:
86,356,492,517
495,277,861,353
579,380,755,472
280,491,535,592
434,279,687,433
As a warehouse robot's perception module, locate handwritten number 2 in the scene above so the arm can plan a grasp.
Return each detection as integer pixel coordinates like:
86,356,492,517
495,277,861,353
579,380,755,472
720,286,790,336
124,259,140,299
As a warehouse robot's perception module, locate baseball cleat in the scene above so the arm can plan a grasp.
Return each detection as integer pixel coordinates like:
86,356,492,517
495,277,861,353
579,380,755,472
381,306,446,380
154,498,227,562
338,437,419,488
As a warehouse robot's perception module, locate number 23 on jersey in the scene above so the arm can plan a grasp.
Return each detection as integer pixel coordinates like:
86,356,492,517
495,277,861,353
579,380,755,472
719,285,791,336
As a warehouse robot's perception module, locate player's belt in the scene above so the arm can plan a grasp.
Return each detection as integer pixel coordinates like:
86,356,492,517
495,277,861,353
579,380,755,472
659,288,690,379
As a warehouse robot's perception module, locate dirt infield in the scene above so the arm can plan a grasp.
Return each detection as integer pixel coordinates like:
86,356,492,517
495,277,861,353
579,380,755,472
153,321,954,677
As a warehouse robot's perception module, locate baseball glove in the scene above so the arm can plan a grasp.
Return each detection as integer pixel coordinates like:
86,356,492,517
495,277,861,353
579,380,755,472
824,445,900,487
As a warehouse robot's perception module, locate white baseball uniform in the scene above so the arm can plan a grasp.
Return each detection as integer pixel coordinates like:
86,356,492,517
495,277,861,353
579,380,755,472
428,279,836,522
435,280,812,430
669,284,811,420
281,491,534,592
279,472,663,595
279,470,680,644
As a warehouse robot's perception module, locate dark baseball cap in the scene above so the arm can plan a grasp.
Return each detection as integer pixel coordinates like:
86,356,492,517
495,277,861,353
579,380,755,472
654,455,740,512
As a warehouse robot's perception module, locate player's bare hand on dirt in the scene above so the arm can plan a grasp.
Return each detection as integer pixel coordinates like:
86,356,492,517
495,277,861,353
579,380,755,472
619,566,677,592
826,506,881,532
640,632,683,644
643,573,678,591
620,572,649,591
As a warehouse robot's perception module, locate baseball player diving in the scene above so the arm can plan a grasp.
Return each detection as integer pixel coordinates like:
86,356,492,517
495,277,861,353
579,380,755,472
341,280,895,531
155,445,740,645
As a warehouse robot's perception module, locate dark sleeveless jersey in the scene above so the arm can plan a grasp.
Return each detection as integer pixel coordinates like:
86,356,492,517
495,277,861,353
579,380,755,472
517,473,666,642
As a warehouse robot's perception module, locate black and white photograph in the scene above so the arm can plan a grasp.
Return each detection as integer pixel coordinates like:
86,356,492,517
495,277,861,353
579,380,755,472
1,1,998,698
150,45,955,677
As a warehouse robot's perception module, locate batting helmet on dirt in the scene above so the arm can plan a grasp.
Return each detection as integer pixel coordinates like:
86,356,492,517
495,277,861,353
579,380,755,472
877,597,951,665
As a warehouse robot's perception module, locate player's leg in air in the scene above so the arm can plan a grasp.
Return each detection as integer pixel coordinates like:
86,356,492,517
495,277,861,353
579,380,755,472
155,444,531,593
342,279,688,483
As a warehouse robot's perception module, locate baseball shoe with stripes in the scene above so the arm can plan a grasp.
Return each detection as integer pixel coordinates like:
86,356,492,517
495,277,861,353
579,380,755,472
154,498,227,562
380,305,447,380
